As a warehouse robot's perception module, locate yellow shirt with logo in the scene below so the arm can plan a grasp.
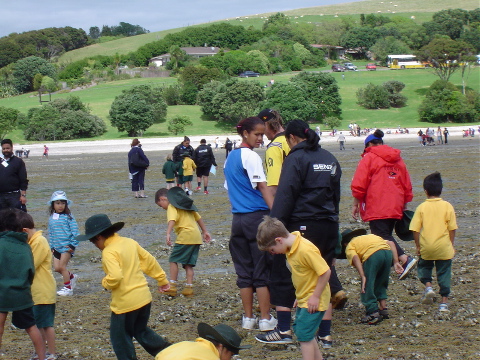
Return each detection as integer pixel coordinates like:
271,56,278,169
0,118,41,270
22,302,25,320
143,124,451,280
265,134,290,186
409,198,457,260
155,338,219,360
101,234,168,314
286,232,331,311
345,234,391,265
167,204,202,244
28,230,56,305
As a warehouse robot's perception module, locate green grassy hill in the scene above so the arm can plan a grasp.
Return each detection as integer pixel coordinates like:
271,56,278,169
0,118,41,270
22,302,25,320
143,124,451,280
57,0,478,64
2,67,478,143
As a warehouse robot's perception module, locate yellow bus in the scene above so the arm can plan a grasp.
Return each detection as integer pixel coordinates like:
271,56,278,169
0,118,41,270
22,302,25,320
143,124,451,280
387,55,427,69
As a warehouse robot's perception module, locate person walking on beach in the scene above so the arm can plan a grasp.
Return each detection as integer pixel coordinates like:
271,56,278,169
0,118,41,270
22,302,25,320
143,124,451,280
128,139,149,198
0,139,28,211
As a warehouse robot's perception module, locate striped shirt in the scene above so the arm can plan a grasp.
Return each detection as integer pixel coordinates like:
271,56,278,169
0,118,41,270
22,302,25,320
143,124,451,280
48,213,79,252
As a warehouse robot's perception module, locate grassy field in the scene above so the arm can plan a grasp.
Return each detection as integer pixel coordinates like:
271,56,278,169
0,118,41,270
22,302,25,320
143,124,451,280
2,66,479,143
57,0,478,63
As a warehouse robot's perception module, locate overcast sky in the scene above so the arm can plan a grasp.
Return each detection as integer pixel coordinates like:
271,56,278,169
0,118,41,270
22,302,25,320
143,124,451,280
1,0,359,38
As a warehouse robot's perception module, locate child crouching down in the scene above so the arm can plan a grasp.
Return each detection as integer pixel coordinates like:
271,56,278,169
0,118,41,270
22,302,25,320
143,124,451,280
77,214,171,360
155,187,211,297
257,216,331,360
345,234,403,324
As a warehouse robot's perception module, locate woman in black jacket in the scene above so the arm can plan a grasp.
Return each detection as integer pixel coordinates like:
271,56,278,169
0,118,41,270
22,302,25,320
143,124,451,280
172,136,195,187
128,138,149,198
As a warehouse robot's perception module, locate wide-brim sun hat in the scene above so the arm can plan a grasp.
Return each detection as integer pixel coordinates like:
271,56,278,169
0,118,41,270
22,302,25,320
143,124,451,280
197,323,251,354
395,210,415,241
48,190,72,205
76,214,124,242
337,228,368,259
167,187,198,211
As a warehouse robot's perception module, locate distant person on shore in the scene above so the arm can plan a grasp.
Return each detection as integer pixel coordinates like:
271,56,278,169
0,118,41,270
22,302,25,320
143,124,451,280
0,209,46,360
19,211,57,359
172,137,194,187
214,137,219,151
128,139,149,198
436,127,443,145
410,172,457,313
156,322,251,360
43,145,49,159
194,139,217,195
337,132,346,150
77,214,171,359
443,128,449,144
225,138,233,158
155,187,211,297
162,154,177,190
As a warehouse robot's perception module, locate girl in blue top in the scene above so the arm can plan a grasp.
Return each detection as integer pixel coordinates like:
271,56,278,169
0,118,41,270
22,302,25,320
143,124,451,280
224,117,276,332
47,191,79,296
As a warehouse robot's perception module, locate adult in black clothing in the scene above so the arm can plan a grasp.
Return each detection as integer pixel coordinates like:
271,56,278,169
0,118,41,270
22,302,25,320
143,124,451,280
225,138,233,158
267,120,342,348
443,128,449,144
172,136,195,187
0,139,28,211
128,138,149,198
194,139,217,194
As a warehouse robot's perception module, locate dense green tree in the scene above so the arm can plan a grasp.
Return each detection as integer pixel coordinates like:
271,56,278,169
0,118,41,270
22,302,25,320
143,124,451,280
263,83,318,121
168,116,193,135
0,107,20,139
245,50,270,74
340,27,379,54
12,56,57,93
109,85,167,136
262,13,291,31
370,37,411,64
197,81,227,118
89,26,100,39
415,37,473,82
323,116,341,131
357,83,390,109
179,66,224,89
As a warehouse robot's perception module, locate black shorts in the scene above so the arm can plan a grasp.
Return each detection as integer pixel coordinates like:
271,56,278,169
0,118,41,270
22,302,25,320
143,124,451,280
269,219,339,307
229,210,272,289
52,244,76,260
1,307,36,329
196,166,210,177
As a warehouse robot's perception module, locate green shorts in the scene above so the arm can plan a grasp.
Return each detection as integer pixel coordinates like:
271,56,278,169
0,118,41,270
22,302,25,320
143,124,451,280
33,304,56,328
182,175,193,183
169,244,200,266
293,307,325,342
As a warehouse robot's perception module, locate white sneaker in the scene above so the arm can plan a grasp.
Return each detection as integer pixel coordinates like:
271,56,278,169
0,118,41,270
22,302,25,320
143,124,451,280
421,287,435,305
57,286,73,296
70,274,79,290
242,316,257,330
258,315,278,332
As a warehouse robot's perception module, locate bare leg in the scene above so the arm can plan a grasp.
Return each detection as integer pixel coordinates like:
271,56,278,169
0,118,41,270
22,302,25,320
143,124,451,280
256,286,272,320
379,299,387,310
40,327,56,356
169,262,179,282
399,254,408,265
203,176,209,189
25,325,46,360
53,252,72,284
240,287,254,318
300,339,323,360
322,303,333,321
184,265,194,284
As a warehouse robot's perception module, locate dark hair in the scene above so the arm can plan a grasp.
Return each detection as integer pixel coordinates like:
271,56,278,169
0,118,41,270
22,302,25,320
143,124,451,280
200,139,206,144
183,136,190,143
49,200,72,218
155,188,169,203
284,119,320,151
1,139,13,146
131,138,140,147
423,172,442,197
365,129,384,147
98,227,116,240
16,211,35,229
0,208,24,232
236,117,264,137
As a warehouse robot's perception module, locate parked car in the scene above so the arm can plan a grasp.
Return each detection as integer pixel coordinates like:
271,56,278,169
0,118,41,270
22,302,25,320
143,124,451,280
343,62,357,71
331,64,346,72
239,71,260,78
366,63,377,71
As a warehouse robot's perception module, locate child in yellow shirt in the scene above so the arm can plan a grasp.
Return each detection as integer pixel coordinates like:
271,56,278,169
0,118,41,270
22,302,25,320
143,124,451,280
182,153,196,195
345,234,403,324
257,216,330,360
155,187,211,297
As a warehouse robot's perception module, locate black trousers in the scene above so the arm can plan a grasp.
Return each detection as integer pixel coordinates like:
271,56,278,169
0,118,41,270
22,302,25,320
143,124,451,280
369,218,405,257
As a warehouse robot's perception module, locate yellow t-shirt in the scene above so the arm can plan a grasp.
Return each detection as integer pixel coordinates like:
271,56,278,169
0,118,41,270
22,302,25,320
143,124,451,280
265,134,290,187
167,204,202,244
101,234,168,314
182,157,196,176
286,232,331,311
409,198,457,260
345,234,391,265
28,230,56,305
155,338,219,360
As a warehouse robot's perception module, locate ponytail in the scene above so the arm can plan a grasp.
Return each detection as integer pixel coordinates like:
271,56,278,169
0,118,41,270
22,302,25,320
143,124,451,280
285,120,320,151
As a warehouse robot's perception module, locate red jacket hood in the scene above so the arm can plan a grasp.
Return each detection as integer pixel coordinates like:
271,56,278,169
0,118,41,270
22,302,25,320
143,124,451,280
363,145,401,163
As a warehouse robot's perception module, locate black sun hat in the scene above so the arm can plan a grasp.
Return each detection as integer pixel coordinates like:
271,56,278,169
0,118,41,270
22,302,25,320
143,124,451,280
167,187,198,211
198,323,251,355
76,214,124,242
337,228,368,259
395,210,415,241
